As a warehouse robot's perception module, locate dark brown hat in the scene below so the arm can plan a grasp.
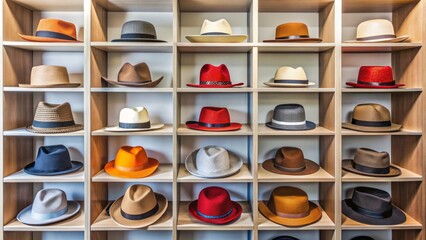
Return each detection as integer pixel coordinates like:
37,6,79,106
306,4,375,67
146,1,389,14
343,148,401,177
262,147,320,175
102,62,163,88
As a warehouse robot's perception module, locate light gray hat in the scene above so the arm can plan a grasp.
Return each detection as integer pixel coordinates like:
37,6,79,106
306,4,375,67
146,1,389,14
185,146,243,178
17,188,80,225
112,20,166,42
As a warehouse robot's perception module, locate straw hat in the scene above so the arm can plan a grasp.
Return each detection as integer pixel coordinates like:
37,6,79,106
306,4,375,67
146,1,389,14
186,19,248,43
112,21,166,42
263,22,322,43
266,104,316,130
102,62,163,88
186,106,242,131
19,65,80,88
105,107,164,132
346,66,404,89
19,19,79,42
187,64,244,88
262,147,320,175
345,19,409,43
26,102,83,133
264,66,315,87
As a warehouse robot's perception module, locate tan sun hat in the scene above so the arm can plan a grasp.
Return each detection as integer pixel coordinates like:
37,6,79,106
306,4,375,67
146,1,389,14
264,66,315,87
185,19,248,43
19,65,80,88
345,19,409,43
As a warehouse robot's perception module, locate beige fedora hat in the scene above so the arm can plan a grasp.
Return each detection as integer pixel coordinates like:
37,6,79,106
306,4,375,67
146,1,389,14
345,19,409,43
19,65,80,88
264,66,315,87
186,19,248,43
105,107,164,132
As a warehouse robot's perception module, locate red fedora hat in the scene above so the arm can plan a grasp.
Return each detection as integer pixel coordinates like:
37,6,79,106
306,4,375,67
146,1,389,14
188,186,242,225
187,64,244,88
186,107,242,131
346,66,404,89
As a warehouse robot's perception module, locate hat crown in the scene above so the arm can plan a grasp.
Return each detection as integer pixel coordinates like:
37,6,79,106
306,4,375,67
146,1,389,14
114,146,149,172
200,64,231,83
197,186,233,217
274,147,306,169
31,189,68,217
117,62,153,83
121,185,158,215
353,148,390,169
200,19,233,35
34,145,73,172
357,66,393,83
198,107,231,124
351,187,393,213
121,20,157,37
274,66,307,81
272,104,306,123
35,18,77,40
33,101,75,123
119,107,150,124
352,103,391,122
30,65,70,85
275,22,310,39
195,146,231,173
356,19,396,39
267,186,310,215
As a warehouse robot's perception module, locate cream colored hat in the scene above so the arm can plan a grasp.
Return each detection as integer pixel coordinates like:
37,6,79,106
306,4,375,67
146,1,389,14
345,19,409,43
19,65,80,88
185,19,248,43
105,107,164,132
264,66,315,87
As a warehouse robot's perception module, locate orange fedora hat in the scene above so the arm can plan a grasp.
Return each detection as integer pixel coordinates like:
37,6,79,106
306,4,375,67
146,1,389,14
104,146,159,178
19,19,79,42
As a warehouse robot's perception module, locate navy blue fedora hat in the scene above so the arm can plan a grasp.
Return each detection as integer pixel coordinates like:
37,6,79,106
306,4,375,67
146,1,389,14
272,236,299,240
24,145,83,176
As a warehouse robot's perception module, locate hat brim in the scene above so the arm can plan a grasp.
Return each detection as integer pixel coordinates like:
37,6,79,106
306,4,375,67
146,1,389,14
110,193,168,228
259,200,322,227
17,201,81,225
185,149,243,178
24,161,83,176
342,199,406,225
104,157,159,178
346,82,404,89
185,35,248,43
263,81,315,87
262,159,320,175
186,121,242,131
263,38,322,43
104,123,164,132
188,200,242,225
101,76,163,88
18,33,79,43
342,160,402,177
26,124,83,134
266,121,316,131
342,122,401,132
111,38,166,42
18,83,81,88
344,35,409,43
186,82,244,88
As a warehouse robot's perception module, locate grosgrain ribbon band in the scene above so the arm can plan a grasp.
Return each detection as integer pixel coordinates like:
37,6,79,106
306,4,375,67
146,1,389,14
352,161,390,174
274,163,306,172
274,79,309,84
198,122,231,128
351,119,392,127
121,204,159,220
196,208,233,219
32,120,76,128
276,35,309,40
356,34,396,41
121,33,156,39
357,80,396,86
350,202,392,219
274,209,309,218
119,121,151,129
200,81,232,86
35,31,76,41
31,207,68,220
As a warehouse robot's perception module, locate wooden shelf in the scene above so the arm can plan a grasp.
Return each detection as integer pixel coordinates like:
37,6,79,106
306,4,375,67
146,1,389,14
177,124,253,136
258,164,334,182
92,125,173,136
177,164,252,182
4,169,85,183
3,87,84,92
259,0,334,12
8,0,83,11
343,0,418,12
177,43,252,53
4,128,84,137
257,87,335,93
91,201,173,231
3,41,84,52
258,125,335,136
177,201,253,230
342,43,422,53
91,88,173,93
179,0,252,12
257,43,335,53
92,164,173,182
177,88,253,93
91,42,173,53
342,87,423,93
93,0,173,12
341,128,422,136
342,168,422,182
4,203,85,231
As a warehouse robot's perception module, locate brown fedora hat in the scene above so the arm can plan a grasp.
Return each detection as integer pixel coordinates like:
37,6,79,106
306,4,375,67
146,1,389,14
263,22,322,43
342,103,401,132
259,186,322,227
102,62,163,88
343,148,401,177
110,184,168,228
19,65,80,88
262,147,320,175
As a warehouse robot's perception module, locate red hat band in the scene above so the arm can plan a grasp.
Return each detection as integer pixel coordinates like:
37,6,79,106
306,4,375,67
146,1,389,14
198,107,231,128
357,66,395,86
200,64,232,86
196,187,233,219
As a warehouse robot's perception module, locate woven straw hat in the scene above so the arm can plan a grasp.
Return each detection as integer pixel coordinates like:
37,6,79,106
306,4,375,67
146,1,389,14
26,102,83,133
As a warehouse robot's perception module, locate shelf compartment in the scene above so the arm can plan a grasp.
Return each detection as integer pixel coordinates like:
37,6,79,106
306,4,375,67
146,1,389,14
257,43,335,53
342,43,422,53
177,164,252,183
4,128,85,137
258,164,334,183
4,169,85,183
177,88,253,93
91,42,173,53
343,0,419,13
341,129,422,136
92,164,173,183
92,125,173,136
91,201,173,231
8,0,83,11
177,43,253,53
3,42,84,52
258,125,334,136
178,124,253,136
342,167,422,182
177,201,253,230
3,87,85,92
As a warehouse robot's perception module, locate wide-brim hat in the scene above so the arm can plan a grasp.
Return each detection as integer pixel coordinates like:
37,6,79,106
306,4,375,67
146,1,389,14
102,77,163,87
342,160,401,177
264,81,315,87
105,123,164,132
19,19,80,42
17,201,80,225
102,62,163,88
187,82,243,88
186,19,247,43
345,36,409,43
187,64,244,88
259,200,321,226
346,66,404,89
264,66,315,87
346,81,404,88
342,199,406,225
263,22,322,43
24,161,83,176
19,65,80,88
342,122,401,132
188,199,242,224
186,121,242,131
105,157,159,178
186,106,242,131
262,158,319,175
345,19,409,43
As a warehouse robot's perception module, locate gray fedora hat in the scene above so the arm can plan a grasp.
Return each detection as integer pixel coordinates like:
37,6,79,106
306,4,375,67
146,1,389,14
17,188,80,225
266,104,316,130
112,20,166,42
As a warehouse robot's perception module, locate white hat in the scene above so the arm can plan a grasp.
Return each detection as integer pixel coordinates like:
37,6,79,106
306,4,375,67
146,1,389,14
105,107,164,132
264,66,315,87
345,19,409,43
185,19,248,43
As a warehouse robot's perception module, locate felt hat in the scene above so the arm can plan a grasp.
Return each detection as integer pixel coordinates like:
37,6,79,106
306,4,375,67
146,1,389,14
110,184,168,228
26,102,83,134
342,103,401,132
104,146,159,178
262,147,320,175
102,62,163,88
263,22,322,43
186,19,248,43
17,188,81,225
343,148,401,177
112,20,166,42
19,19,79,42
272,237,299,240
345,19,409,43
351,237,375,240
186,107,242,131
24,145,83,176
264,66,315,87
342,186,406,225
259,186,322,226
19,65,80,88
185,146,243,178
105,107,164,132
346,66,404,89
188,186,242,224
266,104,316,130
187,64,244,88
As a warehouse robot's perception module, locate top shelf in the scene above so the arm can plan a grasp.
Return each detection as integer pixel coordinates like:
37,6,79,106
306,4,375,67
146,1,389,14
94,0,172,12
179,0,252,12
9,0,84,11
259,0,334,12
343,0,419,13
